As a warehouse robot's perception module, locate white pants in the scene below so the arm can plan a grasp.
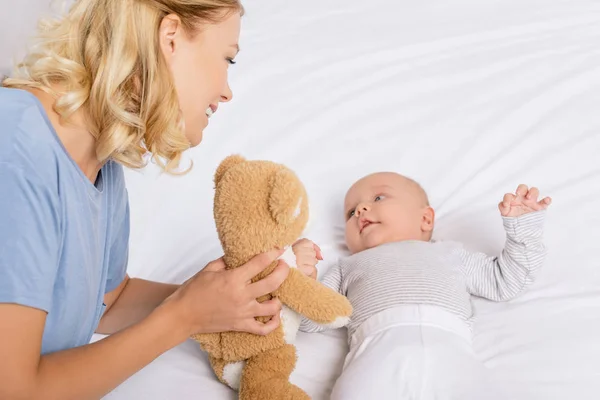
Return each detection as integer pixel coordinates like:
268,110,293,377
331,305,500,400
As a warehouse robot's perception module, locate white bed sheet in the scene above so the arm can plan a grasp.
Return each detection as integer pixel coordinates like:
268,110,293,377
88,0,599,399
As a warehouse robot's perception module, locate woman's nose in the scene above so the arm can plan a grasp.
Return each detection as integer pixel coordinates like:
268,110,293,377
221,82,233,103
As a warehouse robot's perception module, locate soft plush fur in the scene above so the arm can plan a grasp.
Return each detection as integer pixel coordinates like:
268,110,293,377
192,155,353,400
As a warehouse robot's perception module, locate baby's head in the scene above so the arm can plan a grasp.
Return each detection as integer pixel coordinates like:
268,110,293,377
344,172,434,254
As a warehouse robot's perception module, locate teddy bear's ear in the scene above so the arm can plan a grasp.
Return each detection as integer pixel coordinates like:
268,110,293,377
214,155,246,187
269,168,305,225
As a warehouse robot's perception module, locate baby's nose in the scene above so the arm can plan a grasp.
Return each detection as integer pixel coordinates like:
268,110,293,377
355,203,370,216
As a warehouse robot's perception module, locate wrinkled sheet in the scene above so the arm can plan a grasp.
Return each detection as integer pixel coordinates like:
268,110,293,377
82,0,598,398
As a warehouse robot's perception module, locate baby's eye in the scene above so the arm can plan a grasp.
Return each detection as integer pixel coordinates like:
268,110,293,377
374,195,385,202
347,209,356,220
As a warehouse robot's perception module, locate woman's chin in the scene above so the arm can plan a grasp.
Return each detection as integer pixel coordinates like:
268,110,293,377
185,129,204,147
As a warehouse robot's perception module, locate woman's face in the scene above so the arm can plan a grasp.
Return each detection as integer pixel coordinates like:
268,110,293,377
160,11,241,146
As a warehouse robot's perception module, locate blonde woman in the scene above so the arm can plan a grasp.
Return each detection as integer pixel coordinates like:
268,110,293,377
0,1,316,398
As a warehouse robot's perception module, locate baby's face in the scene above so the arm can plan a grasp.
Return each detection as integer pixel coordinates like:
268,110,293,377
344,173,434,254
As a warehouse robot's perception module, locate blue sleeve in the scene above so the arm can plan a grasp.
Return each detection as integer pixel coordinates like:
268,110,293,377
105,195,130,293
0,163,61,312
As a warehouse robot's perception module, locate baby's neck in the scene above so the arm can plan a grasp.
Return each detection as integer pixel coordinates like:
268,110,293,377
353,237,432,255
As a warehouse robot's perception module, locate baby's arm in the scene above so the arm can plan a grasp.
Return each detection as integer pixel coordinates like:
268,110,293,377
298,264,345,333
457,210,547,301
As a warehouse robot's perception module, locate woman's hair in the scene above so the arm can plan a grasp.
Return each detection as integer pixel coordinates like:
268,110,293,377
2,0,243,172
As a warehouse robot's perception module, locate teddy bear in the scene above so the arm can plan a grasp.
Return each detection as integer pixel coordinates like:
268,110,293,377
191,155,353,400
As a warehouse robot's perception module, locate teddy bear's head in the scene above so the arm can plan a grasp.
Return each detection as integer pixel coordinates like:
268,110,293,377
213,155,309,269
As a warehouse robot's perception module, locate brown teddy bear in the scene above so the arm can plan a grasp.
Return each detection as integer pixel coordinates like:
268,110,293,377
192,155,353,400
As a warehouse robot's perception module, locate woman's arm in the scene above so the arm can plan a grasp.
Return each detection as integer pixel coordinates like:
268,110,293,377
97,275,180,335
0,251,289,400
0,302,185,400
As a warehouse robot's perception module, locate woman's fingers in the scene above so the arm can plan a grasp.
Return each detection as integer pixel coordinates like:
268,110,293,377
254,298,282,317
237,249,284,281
248,260,289,298
245,313,281,336
202,257,227,272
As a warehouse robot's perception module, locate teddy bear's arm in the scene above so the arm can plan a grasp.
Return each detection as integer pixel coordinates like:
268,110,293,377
273,268,352,328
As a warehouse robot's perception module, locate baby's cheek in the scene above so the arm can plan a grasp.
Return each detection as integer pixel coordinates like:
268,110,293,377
346,233,361,253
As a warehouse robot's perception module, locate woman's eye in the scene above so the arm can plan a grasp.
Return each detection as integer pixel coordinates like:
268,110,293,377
226,58,237,65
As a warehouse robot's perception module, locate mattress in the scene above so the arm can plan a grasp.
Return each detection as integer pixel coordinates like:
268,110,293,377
9,0,598,399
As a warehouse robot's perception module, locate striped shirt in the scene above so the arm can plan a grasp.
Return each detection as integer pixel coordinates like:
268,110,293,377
300,210,547,341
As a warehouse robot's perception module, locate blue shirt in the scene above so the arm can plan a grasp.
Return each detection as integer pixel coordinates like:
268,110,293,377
0,88,129,354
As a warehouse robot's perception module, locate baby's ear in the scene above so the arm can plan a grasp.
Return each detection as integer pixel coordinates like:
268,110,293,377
269,168,305,226
214,155,246,187
421,206,435,232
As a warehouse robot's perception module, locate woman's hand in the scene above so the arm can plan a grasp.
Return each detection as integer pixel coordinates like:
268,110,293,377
162,249,290,337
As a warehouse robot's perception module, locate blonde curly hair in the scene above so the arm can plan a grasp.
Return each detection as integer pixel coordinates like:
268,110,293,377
2,0,244,172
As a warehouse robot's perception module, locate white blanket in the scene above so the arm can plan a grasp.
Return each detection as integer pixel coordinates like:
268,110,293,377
107,1,600,398
3,0,598,399
108,1,600,399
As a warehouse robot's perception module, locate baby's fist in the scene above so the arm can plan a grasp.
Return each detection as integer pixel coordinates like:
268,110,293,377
499,184,551,217
292,238,323,280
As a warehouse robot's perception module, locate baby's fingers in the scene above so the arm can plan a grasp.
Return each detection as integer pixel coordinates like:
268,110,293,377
538,196,552,208
314,243,323,261
299,264,317,279
515,184,529,198
502,193,516,207
498,201,511,216
526,187,539,201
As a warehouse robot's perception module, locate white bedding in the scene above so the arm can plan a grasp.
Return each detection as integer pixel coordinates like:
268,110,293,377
102,1,600,398
3,0,598,399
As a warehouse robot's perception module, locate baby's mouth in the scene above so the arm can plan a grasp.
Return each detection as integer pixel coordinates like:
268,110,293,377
360,220,378,234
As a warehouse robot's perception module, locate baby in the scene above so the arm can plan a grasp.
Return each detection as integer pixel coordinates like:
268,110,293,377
294,172,551,400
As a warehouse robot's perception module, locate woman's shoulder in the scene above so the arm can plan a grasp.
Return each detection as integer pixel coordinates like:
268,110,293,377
0,87,43,126
0,87,62,173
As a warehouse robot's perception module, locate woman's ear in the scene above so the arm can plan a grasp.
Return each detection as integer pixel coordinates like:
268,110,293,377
158,14,182,63
421,206,435,233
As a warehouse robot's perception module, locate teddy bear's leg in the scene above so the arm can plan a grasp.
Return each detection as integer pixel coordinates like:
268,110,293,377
239,344,310,400
218,325,286,361
208,356,227,385
209,355,246,390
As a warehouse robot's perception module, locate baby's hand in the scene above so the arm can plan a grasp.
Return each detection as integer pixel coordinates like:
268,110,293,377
499,184,551,217
292,238,323,280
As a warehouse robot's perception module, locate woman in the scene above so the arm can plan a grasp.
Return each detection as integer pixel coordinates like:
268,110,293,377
0,1,317,398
